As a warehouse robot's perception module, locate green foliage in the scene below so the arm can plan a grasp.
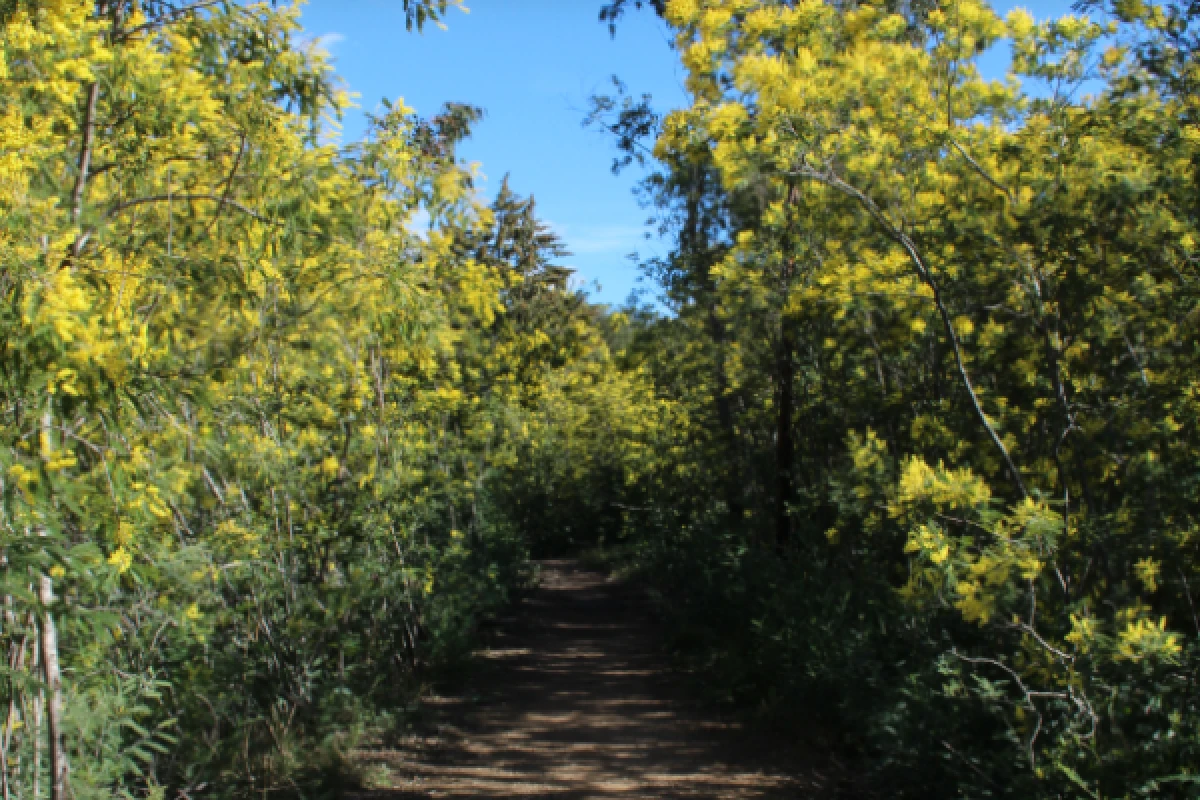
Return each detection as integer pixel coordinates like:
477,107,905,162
558,0,1200,797
0,1,609,796
7,1,1200,798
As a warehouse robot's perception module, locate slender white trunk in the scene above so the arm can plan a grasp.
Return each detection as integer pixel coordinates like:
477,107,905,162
2,626,28,800
31,642,40,800
37,578,67,800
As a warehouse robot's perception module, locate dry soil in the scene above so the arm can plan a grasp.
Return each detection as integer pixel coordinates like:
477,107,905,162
348,559,847,799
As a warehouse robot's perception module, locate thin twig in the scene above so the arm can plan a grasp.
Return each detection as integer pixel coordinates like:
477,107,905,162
115,0,226,40
105,193,270,223
1179,568,1200,639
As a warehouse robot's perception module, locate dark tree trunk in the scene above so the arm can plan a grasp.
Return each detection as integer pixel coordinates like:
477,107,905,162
707,308,744,520
774,321,795,554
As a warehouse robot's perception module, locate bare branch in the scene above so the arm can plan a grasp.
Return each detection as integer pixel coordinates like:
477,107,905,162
105,193,270,224
790,159,1029,498
950,139,1015,205
115,0,226,41
70,81,102,255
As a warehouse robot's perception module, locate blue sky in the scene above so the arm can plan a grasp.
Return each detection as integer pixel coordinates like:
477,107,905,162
299,0,687,306
298,0,1084,307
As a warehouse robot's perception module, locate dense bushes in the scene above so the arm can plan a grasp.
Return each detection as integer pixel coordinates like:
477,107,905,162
0,2,604,796
561,1,1200,796
7,1,1200,797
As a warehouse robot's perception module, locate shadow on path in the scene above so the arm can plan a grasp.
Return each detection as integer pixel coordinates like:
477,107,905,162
348,559,843,798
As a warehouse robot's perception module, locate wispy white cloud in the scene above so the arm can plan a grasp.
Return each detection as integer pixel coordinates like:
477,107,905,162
294,31,346,54
553,223,646,256
314,32,346,52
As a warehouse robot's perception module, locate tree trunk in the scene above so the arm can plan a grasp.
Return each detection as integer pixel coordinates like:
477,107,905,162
38,577,67,800
774,321,795,554
2,623,29,800
706,307,744,520
31,643,40,800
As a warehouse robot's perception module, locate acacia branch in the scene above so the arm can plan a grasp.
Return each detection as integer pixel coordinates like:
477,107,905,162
791,159,1029,498
1180,567,1200,639
105,193,270,223
950,139,1015,205
951,649,1063,769
115,0,226,40
203,134,248,238
70,81,102,256
953,137,1083,525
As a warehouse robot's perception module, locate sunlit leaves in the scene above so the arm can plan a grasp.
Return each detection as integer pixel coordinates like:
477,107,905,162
637,0,1200,795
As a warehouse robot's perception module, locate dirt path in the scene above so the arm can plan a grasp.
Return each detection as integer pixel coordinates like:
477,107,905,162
349,559,835,798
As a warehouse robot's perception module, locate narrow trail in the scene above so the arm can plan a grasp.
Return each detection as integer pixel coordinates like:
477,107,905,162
350,559,843,799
